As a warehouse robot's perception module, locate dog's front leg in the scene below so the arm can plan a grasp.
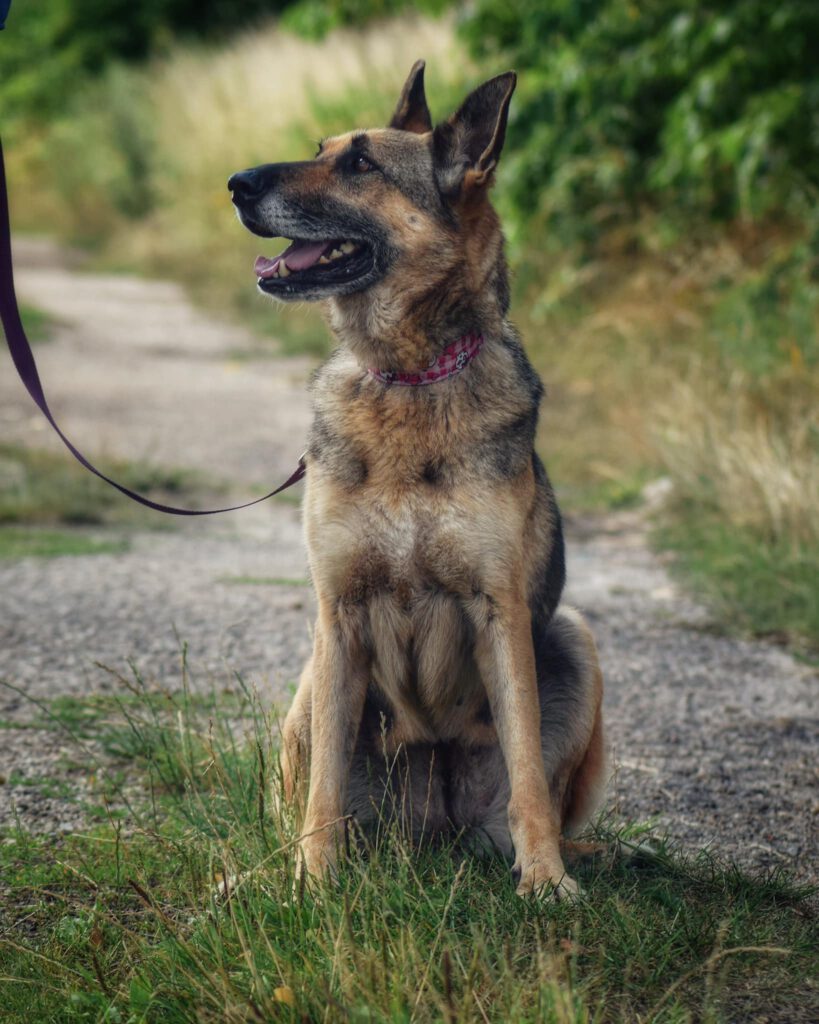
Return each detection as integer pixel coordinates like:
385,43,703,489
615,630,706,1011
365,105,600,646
298,602,369,883
472,589,577,898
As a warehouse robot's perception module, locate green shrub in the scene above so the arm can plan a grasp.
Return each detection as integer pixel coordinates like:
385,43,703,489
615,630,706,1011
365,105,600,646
0,0,450,127
461,0,819,240
0,0,300,125
282,0,449,38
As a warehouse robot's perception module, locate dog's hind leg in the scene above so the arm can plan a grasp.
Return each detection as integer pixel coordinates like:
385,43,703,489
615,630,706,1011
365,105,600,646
537,606,606,839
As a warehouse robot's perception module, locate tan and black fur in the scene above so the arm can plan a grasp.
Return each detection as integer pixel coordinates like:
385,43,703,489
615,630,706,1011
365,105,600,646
229,61,605,896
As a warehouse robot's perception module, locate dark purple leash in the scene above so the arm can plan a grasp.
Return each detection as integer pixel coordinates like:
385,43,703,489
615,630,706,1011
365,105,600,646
0,140,305,515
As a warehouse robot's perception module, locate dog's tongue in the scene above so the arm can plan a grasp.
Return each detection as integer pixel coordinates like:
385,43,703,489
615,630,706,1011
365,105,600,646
254,239,328,279
283,239,329,270
254,255,280,279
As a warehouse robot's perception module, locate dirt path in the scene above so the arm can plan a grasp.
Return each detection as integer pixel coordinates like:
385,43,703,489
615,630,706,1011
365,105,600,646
1,239,816,880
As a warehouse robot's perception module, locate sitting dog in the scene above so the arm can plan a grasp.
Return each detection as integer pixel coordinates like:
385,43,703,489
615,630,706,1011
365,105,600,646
229,61,605,897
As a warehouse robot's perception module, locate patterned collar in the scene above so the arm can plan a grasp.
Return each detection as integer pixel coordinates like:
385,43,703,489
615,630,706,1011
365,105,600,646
367,332,484,386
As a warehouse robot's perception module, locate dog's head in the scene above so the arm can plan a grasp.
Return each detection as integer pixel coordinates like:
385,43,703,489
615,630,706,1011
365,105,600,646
229,62,516,321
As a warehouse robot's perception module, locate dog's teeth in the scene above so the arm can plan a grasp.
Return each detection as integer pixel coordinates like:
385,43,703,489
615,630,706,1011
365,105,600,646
318,255,330,264
330,248,343,260
340,241,355,254
279,262,290,277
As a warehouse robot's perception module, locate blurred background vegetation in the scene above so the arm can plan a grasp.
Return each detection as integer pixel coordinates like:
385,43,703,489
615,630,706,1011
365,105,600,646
1,0,817,652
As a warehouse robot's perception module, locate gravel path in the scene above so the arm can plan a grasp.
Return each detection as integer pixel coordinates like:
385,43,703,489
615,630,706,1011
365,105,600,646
1,239,816,881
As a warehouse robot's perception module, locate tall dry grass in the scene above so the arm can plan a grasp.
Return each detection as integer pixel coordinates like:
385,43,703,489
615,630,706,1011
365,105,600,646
520,221,819,645
657,378,819,549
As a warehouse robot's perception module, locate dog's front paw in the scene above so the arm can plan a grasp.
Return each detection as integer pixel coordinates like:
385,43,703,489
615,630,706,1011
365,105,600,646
511,857,581,901
296,827,341,887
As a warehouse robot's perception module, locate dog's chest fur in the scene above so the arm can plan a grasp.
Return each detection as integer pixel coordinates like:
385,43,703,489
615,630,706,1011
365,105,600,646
303,334,557,746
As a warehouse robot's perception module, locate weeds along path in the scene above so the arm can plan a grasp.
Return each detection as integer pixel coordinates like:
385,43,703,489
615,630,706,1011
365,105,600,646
0,239,816,881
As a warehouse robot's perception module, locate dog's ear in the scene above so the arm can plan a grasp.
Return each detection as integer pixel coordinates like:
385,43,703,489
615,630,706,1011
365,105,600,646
433,72,516,195
389,59,432,134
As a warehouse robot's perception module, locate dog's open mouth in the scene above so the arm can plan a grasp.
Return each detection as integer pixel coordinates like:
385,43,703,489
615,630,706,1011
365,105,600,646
254,237,373,294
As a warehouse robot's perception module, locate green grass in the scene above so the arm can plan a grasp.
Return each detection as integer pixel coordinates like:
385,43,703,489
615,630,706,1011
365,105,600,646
0,672,816,1023
4,769,77,802
0,443,223,530
240,300,332,358
554,468,657,517
217,575,311,587
657,507,819,657
19,302,57,344
0,525,127,559
271,489,303,507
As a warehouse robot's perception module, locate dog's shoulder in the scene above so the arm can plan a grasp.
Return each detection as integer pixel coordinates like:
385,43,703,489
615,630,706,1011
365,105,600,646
308,344,360,391
306,347,370,489
467,323,544,481
494,322,544,404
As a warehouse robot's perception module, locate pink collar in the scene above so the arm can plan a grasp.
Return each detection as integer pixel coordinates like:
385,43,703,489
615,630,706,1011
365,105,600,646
368,332,484,386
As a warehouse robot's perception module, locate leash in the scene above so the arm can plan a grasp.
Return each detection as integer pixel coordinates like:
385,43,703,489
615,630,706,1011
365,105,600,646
0,139,305,516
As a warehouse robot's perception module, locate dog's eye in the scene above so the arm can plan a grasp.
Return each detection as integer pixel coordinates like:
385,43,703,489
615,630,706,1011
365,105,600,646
353,155,374,174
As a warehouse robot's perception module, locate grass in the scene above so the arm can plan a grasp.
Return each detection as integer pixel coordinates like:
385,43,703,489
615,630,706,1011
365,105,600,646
657,510,819,658
523,222,819,650
0,668,816,1023
0,442,223,529
0,525,127,559
3,769,77,801
217,575,311,587
0,442,229,559
19,302,57,344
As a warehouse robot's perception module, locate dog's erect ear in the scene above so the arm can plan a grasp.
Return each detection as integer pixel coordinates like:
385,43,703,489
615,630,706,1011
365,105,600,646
389,59,433,134
433,72,516,195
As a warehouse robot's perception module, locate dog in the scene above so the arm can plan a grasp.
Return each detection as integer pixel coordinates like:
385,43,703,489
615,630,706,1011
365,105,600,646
228,61,605,897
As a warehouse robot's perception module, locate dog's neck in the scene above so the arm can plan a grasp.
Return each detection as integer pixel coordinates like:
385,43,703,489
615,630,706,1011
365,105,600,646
326,261,508,373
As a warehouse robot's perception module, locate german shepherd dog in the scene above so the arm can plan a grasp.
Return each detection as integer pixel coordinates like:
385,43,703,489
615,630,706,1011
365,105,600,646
229,62,605,897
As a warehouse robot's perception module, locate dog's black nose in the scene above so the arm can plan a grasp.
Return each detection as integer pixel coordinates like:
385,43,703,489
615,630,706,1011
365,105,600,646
227,168,267,202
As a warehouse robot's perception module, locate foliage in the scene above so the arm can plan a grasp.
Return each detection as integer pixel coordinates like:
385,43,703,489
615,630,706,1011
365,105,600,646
0,0,77,123
282,0,449,38
462,0,819,240
1,674,816,1021
0,0,445,126
0,0,302,121
706,226,819,377
519,213,819,648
